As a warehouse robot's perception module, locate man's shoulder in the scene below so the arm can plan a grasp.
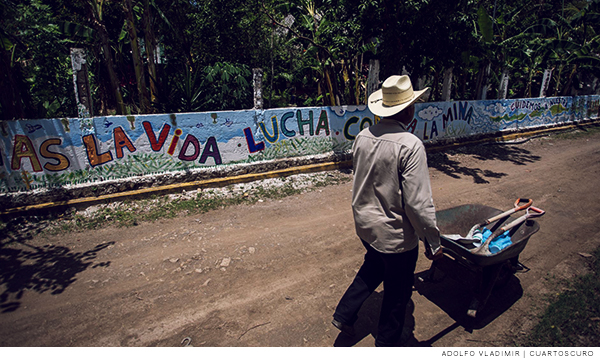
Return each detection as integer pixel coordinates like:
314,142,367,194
357,122,423,147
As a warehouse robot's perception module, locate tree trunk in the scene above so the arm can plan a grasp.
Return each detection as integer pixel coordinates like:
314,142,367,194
355,53,363,104
86,0,126,115
0,47,26,119
342,59,354,105
416,75,432,102
367,59,380,101
481,63,491,100
323,67,336,106
321,53,337,106
441,67,453,101
498,68,510,99
91,46,110,116
525,66,535,98
125,0,150,113
103,39,125,114
458,70,467,100
143,0,158,105
430,68,440,102
268,22,275,109
475,61,490,100
561,64,578,96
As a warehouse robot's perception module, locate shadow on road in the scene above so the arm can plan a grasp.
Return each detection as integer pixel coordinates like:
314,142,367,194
331,268,523,347
414,267,523,341
0,233,113,313
333,295,430,347
427,143,541,184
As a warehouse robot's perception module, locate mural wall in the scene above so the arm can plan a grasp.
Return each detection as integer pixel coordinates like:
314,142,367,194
1,95,598,193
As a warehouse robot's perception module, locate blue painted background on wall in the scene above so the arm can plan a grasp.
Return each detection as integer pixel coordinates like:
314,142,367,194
1,95,598,192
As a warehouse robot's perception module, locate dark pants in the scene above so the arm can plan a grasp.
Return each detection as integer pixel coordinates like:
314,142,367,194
333,240,418,346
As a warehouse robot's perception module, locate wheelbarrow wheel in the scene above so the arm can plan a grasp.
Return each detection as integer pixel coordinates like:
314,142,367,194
495,260,515,289
468,260,516,318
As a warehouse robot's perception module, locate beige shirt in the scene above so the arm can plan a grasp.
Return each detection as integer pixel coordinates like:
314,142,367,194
351,118,441,254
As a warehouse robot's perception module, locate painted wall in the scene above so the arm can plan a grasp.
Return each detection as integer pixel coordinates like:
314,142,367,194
1,95,598,193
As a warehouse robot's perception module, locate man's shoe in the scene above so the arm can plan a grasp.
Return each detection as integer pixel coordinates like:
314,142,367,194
331,318,355,337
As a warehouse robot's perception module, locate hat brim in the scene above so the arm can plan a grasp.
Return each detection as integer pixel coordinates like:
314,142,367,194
368,88,429,117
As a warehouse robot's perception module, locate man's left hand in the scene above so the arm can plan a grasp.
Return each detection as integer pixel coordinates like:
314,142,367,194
426,247,443,261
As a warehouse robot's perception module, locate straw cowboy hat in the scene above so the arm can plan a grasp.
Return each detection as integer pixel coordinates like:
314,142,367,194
368,75,429,117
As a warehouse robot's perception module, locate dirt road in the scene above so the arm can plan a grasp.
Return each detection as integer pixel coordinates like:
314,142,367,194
1,128,600,347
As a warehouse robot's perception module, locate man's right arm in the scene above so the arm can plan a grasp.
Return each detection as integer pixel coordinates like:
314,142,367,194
400,141,442,256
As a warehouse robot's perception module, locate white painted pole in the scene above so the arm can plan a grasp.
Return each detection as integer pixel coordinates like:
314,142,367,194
253,68,264,110
540,68,553,98
441,67,453,101
366,59,380,102
70,48,93,118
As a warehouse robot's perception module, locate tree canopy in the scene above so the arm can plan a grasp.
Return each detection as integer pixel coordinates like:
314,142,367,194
1,0,598,120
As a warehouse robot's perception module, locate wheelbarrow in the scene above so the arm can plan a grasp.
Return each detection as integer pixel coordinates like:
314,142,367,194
421,203,543,318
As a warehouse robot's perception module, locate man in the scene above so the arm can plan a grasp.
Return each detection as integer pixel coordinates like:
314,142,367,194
332,75,443,347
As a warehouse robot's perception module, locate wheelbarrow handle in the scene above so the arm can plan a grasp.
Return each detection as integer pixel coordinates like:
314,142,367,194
528,206,545,216
472,205,545,256
485,198,533,225
500,206,545,232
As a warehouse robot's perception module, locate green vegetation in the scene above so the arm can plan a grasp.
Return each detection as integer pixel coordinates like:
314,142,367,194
2,0,599,120
553,123,600,140
517,247,600,347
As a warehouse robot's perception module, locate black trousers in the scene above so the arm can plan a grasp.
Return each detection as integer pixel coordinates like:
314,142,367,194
333,239,418,346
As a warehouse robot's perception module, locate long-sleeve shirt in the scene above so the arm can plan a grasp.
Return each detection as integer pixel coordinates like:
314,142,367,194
351,118,441,254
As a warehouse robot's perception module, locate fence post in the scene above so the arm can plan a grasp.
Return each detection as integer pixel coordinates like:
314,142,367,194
441,67,453,101
540,68,553,98
367,59,380,102
70,48,93,118
498,69,510,99
253,68,263,110
480,63,491,100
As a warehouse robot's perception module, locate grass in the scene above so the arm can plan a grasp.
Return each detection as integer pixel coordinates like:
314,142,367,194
0,170,352,239
551,122,600,140
517,246,600,347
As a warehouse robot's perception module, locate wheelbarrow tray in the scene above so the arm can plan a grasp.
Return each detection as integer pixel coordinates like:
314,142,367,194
436,204,540,267
427,204,541,318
